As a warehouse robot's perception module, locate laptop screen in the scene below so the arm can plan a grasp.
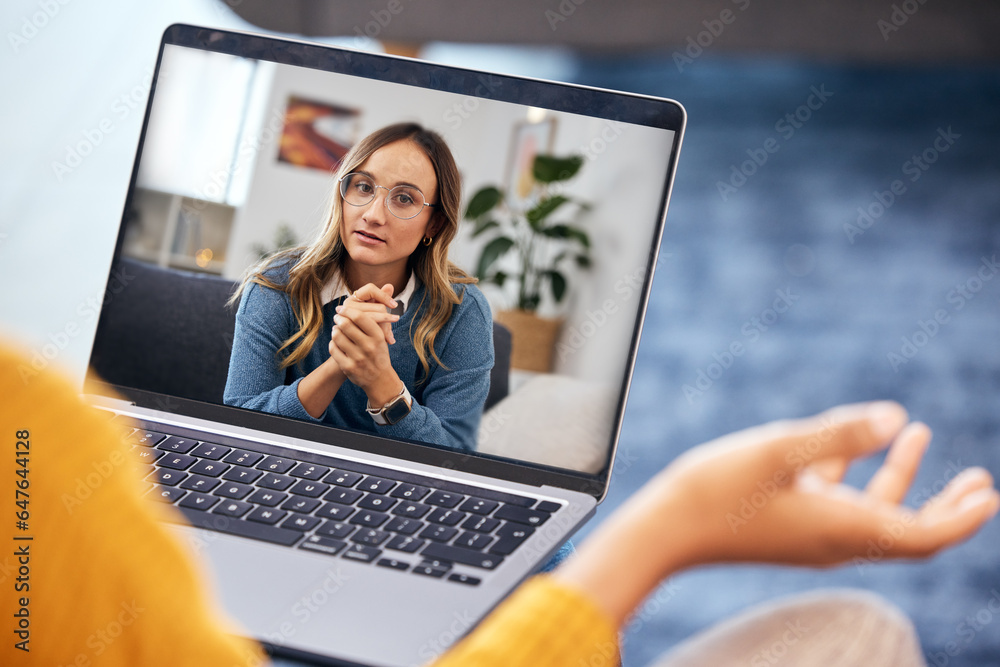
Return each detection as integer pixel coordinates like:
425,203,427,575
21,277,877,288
88,25,683,486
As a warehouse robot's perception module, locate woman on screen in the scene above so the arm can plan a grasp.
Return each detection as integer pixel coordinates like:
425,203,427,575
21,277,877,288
223,123,492,452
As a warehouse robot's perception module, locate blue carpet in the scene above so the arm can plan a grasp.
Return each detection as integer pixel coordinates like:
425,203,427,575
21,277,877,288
566,55,1000,666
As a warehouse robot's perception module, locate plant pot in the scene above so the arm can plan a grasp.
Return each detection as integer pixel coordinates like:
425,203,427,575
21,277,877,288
495,309,564,373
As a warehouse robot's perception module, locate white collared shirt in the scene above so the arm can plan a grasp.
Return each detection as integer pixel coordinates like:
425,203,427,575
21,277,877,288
320,269,419,315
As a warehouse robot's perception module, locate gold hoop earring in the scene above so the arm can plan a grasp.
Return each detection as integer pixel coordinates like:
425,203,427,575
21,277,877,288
422,236,433,246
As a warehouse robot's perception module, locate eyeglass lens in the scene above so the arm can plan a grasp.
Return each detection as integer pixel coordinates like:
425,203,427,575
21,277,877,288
340,173,426,219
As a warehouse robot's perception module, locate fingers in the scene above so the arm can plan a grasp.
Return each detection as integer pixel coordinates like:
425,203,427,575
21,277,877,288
762,401,909,476
864,422,931,503
350,282,397,309
335,305,397,344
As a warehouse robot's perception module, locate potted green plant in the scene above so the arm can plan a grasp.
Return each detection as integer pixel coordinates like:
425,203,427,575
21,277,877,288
464,153,592,371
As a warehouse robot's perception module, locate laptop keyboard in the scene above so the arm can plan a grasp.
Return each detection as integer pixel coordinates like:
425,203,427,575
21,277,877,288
122,421,563,586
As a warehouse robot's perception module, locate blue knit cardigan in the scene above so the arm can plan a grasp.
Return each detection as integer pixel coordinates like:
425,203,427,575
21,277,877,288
223,261,494,452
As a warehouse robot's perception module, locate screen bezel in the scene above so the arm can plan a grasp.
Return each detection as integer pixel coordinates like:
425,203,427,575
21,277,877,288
86,23,686,501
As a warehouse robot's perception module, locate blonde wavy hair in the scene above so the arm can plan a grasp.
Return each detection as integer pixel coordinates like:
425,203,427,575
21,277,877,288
230,123,474,378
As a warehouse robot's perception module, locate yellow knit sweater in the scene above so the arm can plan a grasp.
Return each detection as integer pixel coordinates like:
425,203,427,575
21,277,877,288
0,343,617,666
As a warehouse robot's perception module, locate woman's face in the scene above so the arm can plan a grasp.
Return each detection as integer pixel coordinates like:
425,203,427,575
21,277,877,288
339,139,439,282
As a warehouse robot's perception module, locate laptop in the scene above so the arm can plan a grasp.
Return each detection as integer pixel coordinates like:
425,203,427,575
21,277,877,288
84,23,685,667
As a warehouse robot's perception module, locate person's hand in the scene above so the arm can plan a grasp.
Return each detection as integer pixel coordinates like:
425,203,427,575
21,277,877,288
652,402,998,569
554,402,999,626
329,283,402,403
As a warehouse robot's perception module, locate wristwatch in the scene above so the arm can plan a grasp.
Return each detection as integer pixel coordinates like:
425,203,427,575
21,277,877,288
366,384,412,426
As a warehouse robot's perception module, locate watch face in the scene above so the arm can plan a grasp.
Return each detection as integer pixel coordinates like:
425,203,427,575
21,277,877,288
383,397,412,425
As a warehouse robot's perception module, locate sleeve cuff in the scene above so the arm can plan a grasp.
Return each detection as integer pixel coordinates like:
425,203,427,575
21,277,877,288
279,377,324,423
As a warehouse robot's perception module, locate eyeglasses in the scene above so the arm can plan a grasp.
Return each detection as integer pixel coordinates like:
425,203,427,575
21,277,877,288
338,172,435,220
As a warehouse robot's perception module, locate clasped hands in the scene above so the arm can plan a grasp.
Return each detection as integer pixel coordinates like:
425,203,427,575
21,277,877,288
328,283,402,404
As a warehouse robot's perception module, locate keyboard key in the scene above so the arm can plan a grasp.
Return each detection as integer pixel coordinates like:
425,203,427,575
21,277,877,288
376,558,409,571
350,510,389,528
157,437,197,453
324,470,363,487
214,482,253,500
179,475,221,493
535,500,563,513
392,501,431,519
462,515,500,534
213,500,252,518
223,467,262,484
179,492,219,511
148,469,187,487
256,456,295,474
131,430,168,447
289,480,330,498
133,447,164,464
223,449,264,467
290,463,331,480
419,525,457,543
300,535,347,555
316,504,355,521
191,443,231,460
177,506,302,547
281,496,321,514
258,474,295,491
358,476,396,494
421,543,503,570
390,483,430,501
459,497,498,515
454,532,493,551
280,514,321,532
148,485,186,503
494,505,550,527
428,508,466,526
316,521,355,539
385,517,423,535
425,491,463,508
412,564,448,578
489,524,534,556
248,489,289,507
448,573,481,586
358,495,397,511
159,453,196,470
190,460,230,478
247,507,286,525
386,535,424,553
351,529,390,546
325,488,363,505
342,544,381,563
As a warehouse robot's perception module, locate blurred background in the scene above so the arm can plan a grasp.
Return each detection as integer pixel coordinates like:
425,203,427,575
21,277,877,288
1,1,998,665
